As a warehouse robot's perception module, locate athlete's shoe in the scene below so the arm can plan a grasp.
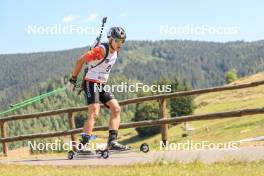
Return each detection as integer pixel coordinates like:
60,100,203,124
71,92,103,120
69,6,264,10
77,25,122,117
77,133,91,151
107,141,130,151
80,133,90,145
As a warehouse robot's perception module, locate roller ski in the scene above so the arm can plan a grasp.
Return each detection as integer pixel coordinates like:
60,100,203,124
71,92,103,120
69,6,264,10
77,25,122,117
67,134,150,160
67,142,150,160
67,133,110,159
105,140,149,155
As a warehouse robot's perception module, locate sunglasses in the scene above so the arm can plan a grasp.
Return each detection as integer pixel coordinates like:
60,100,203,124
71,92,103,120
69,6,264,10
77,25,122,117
114,38,125,44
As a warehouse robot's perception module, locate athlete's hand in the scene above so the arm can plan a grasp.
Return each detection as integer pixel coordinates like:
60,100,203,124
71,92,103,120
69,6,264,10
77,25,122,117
67,76,77,92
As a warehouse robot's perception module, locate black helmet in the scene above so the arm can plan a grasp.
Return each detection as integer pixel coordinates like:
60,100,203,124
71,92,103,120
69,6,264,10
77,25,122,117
107,27,126,40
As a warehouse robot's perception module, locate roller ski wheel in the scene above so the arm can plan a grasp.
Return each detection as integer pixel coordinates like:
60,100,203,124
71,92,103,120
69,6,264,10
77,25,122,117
101,150,109,159
140,143,149,153
67,150,75,160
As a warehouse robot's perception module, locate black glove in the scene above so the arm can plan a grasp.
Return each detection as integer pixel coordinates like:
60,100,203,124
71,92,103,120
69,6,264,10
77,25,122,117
67,76,77,92
69,77,77,85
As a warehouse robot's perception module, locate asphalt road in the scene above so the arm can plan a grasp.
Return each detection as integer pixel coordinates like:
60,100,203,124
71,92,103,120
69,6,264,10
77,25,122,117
1,146,264,166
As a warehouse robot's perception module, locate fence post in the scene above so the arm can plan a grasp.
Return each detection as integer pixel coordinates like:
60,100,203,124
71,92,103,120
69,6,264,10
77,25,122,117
68,112,77,151
0,121,8,156
159,98,168,147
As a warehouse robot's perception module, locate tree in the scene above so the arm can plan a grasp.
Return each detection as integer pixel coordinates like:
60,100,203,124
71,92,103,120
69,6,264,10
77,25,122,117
225,69,238,84
133,75,195,137
169,78,195,117
134,101,160,137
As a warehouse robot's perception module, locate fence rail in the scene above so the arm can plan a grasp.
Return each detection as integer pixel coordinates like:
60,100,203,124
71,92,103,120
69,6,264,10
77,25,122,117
1,107,264,143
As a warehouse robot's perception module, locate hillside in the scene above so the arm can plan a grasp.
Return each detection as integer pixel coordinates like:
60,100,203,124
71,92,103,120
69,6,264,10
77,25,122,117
1,41,264,152
1,40,264,110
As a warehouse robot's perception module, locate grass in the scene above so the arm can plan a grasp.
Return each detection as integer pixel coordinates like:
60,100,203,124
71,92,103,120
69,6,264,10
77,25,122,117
0,161,264,176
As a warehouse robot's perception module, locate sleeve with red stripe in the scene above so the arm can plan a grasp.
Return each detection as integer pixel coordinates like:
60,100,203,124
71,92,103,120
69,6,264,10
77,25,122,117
82,46,105,62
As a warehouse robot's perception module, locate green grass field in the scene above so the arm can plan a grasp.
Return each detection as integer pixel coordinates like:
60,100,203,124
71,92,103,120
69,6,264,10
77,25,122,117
1,161,264,176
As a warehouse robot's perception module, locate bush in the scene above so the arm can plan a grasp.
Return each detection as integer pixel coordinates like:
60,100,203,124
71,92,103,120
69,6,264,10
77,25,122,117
225,69,238,84
134,101,160,137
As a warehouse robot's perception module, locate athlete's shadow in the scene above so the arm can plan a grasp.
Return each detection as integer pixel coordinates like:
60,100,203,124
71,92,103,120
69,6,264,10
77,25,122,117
120,135,150,145
11,158,69,163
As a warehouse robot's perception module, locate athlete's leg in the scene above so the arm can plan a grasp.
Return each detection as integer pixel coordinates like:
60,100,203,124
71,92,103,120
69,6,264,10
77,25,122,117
106,99,121,130
105,99,129,150
81,81,100,145
83,103,100,135
100,85,129,150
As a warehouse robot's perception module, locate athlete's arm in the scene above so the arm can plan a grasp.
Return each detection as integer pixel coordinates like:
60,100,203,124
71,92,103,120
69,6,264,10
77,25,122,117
71,46,105,77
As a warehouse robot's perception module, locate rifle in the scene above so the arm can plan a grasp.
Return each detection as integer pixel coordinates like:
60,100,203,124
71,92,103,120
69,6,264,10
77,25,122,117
77,17,107,95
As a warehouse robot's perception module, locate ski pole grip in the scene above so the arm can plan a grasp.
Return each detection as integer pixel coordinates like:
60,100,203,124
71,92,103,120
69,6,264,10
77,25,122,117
102,17,107,23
